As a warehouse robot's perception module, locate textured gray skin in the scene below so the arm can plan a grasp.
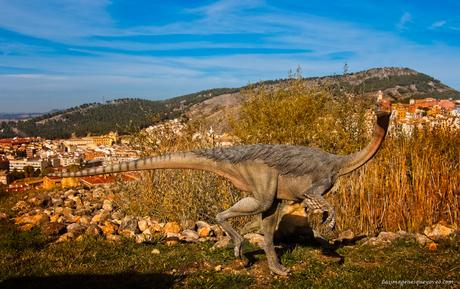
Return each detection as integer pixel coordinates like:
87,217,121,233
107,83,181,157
49,99,392,276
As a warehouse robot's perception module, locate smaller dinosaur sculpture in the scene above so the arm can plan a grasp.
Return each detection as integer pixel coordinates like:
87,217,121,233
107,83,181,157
49,94,392,275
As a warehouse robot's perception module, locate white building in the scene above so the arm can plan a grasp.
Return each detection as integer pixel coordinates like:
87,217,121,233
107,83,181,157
9,158,46,171
452,107,460,117
59,157,81,167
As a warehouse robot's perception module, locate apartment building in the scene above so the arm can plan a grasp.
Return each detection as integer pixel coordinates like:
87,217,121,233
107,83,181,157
9,158,46,171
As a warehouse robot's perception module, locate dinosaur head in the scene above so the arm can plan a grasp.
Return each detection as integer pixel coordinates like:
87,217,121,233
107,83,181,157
376,90,392,116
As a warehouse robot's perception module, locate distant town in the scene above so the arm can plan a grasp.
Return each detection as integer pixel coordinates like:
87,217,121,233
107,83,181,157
0,131,141,193
1,96,459,193
392,97,460,134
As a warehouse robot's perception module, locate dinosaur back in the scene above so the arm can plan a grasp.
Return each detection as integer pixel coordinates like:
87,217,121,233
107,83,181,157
195,144,341,176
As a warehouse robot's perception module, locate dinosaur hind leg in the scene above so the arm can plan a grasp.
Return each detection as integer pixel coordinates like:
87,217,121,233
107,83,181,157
261,200,290,275
216,197,267,258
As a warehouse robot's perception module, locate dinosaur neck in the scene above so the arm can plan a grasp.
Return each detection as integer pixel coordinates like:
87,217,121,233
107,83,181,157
338,112,391,176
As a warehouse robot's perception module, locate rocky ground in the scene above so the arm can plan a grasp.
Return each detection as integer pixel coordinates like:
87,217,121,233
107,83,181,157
0,186,459,288
4,187,225,246
1,186,457,252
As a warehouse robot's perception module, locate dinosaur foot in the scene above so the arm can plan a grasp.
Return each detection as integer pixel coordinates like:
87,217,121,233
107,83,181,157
269,263,290,276
233,239,244,259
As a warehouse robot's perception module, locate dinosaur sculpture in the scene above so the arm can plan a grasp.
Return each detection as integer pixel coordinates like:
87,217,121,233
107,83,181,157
50,95,392,275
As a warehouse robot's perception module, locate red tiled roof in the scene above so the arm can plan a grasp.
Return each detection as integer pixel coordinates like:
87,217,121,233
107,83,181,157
0,137,36,145
80,175,116,185
80,172,139,185
121,172,141,181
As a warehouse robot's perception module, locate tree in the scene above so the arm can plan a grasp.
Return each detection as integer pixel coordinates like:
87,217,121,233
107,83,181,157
23,166,35,178
67,164,81,173
14,150,27,158
41,167,54,176
7,170,25,183
33,169,41,177
343,62,349,75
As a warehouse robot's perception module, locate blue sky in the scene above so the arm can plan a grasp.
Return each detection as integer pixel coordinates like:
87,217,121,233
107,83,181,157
1,0,460,113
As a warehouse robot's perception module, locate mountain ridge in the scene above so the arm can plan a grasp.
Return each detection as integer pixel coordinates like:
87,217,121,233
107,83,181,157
1,67,458,139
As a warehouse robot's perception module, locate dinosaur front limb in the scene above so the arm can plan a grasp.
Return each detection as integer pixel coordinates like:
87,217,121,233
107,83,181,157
302,194,336,232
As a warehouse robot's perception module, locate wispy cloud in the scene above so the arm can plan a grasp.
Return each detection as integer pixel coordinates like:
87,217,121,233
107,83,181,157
397,12,412,30
0,0,113,42
430,20,447,29
186,0,265,16
1,74,68,80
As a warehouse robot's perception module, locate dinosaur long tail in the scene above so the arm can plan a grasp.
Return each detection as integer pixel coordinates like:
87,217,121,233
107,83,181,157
48,152,216,178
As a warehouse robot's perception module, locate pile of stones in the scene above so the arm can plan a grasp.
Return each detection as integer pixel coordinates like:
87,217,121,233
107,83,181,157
332,224,458,250
2,186,458,250
8,187,232,246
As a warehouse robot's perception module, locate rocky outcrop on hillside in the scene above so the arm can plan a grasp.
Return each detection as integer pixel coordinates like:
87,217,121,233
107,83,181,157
336,67,459,101
186,92,245,134
336,67,421,85
286,67,460,102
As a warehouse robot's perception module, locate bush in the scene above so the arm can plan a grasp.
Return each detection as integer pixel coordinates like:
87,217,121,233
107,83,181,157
231,78,371,154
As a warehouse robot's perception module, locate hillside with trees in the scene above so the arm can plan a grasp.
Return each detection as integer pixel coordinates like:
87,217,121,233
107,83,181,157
1,67,458,139
0,88,237,139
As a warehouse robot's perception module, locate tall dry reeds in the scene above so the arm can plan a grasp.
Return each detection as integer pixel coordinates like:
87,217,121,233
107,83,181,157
332,125,459,234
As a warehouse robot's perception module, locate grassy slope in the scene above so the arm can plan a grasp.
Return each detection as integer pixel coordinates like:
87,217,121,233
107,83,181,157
0,192,458,289
0,222,458,289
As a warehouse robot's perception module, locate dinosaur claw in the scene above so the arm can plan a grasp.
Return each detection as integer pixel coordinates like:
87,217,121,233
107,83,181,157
269,263,290,276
